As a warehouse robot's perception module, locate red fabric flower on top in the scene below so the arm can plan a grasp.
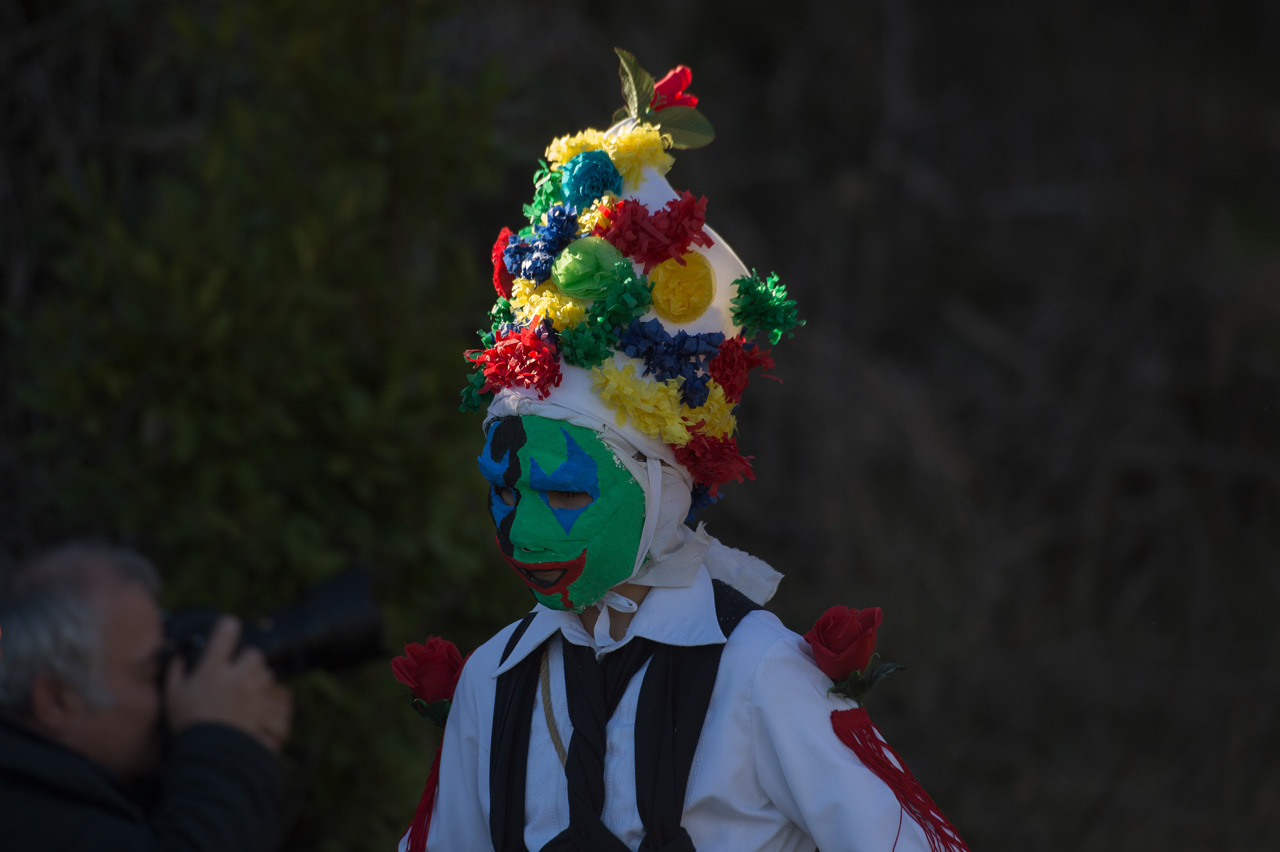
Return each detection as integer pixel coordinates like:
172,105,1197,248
709,336,776,403
673,433,755,498
803,606,883,682
469,324,562,399
490,227,515,299
651,65,697,111
594,192,712,273
391,638,464,705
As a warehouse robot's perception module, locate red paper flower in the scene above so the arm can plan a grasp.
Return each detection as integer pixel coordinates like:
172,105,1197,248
651,65,698,111
673,433,755,498
391,638,464,705
490,227,516,299
469,324,562,399
804,606,883,682
709,336,776,403
595,192,712,273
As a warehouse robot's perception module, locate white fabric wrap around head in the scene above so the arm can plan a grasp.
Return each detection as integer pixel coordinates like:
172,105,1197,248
482,392,781,606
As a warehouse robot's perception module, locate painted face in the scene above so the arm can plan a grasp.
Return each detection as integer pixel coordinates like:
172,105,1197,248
478,416,645,611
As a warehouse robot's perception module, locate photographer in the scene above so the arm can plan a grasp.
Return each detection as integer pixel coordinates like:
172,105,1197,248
0,542,293,852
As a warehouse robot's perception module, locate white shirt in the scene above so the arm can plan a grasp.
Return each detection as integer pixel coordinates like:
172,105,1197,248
409,567,933,852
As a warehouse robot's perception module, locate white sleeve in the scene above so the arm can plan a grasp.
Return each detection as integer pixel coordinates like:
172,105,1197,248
749,635,933,852
424,648,496,852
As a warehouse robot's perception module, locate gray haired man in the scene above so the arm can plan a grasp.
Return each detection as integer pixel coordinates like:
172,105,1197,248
0,542,293,852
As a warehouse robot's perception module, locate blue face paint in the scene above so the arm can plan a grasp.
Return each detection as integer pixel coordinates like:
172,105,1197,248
530,428,601,534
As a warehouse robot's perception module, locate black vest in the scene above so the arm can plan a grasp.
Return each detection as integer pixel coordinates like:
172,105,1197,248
488,580,760,852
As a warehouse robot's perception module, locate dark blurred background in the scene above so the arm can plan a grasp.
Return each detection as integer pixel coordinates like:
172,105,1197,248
3,1,1278,850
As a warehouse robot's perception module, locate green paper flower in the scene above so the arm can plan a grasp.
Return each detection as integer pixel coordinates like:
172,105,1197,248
560,319,615,368
552,237,627,300
731,270,804,345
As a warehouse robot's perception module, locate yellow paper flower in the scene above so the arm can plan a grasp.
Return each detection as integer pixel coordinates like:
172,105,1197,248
509,278,588,331
591,363,691,446
576,193,618,235
681,380,737,439
604,123,674,190
546,129,607,168
650,252,716,324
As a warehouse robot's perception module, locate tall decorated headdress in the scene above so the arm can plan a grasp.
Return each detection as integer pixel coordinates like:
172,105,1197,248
462,49,801,520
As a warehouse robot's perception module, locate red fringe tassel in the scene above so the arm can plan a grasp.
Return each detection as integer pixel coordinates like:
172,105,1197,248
404,746,441,852
830,708,969,852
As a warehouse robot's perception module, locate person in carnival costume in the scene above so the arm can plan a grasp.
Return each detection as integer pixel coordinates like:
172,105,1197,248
393,51,970,852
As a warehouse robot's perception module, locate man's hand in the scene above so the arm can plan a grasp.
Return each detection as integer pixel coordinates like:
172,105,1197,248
165,616,294,753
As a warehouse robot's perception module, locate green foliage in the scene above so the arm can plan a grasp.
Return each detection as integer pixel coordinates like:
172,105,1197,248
8,2,519,849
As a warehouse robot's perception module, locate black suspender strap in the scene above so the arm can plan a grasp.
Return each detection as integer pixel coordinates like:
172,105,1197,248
488,582,761,852
490,612,541,852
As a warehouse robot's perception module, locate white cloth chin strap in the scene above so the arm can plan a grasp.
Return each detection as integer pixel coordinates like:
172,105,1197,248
591,591,640,650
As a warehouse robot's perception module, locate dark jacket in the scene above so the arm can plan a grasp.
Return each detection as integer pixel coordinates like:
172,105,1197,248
0,717,282,852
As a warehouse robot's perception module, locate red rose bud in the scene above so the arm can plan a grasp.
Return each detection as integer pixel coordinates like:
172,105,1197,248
804,606,883,682
391,637,464,704
651,65,698,111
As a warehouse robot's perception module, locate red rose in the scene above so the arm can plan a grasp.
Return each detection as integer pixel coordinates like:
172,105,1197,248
650,65,698,111
391,638,464,704
804,606,883,682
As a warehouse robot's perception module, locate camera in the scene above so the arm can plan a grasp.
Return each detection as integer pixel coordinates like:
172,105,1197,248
164,568,384,679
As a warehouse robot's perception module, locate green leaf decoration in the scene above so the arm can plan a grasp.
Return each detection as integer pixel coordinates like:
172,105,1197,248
865,662,906,691
654,106,716,150
615,47,655,121
611,106,631,125
411,697,453,728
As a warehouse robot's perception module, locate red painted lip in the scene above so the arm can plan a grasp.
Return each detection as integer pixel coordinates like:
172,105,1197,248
500,543,587,609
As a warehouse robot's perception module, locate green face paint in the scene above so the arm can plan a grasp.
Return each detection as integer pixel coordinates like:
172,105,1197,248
478,416,646,611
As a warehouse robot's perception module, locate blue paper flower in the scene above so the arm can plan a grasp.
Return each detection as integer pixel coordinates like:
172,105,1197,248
535,205,579,255
560,150,623,212
617,319,724,407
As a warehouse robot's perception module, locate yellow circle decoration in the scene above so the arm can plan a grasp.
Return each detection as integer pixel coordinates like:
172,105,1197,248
649,252,715,324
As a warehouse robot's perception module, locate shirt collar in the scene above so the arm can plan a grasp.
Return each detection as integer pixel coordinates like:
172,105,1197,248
493,565,726,677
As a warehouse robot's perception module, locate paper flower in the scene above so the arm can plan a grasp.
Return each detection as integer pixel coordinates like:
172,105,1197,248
490,228,516,299
650,252,716,323
471,323,562,399
590,262,653,329
731,270,803,344
534,204,579,254
708,335,775,403
594,192,713,273
576,193,618,235
551,236,628,300
523,161,564,224
604,122,675,189
673,433,754,498
651,65,698,111
591,362,690,445
558,319,615,369
679,379,736,440
546,128,607,168
560,150,624,212
616,318,723,407
509,278,588,331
